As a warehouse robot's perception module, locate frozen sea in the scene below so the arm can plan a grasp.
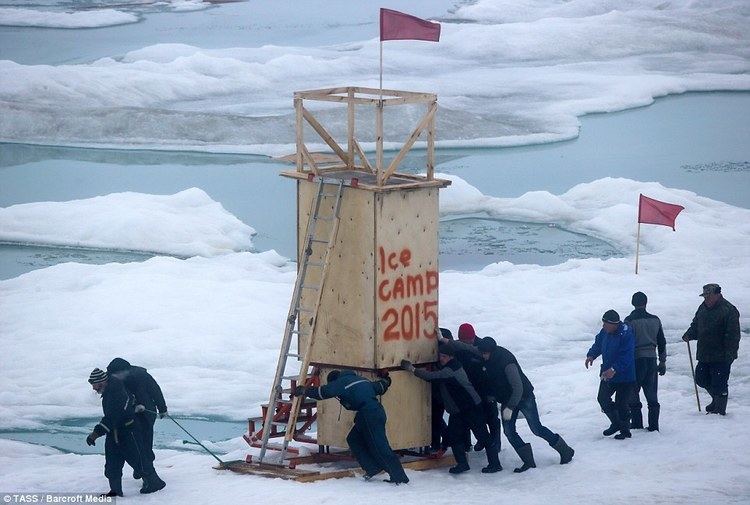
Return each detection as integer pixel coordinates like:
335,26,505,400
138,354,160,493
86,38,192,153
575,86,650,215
1,1,749,503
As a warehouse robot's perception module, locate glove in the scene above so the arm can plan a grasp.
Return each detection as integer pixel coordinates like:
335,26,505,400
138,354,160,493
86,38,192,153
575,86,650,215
584,356,594,369
682,334,690,342
376,369,390,379
382,375,392,388
86,433,98,446
134,404,145,414
400,359,415,372
501,407,513,421
292,385,306,397
658,362,666,376
600,368,616,381
158,410,167,419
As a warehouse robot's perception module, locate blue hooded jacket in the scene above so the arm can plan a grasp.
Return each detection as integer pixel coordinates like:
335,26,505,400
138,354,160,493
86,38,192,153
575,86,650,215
303,370,389,412
587,322,636,383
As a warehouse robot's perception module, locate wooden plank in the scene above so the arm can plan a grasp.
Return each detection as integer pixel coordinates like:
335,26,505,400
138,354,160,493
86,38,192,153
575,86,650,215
347,89,354,170
296,87,350,98
294,469,357,483
351,87,436,100
295,97,303,173
402,454,456,471
427,103,436,180
302,106,350,166
300,143,320,175
303,94,378,105
380,102,436,185
352,139,373,173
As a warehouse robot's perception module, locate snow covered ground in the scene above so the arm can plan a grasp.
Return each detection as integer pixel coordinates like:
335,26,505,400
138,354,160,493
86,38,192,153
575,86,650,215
1,176,748,502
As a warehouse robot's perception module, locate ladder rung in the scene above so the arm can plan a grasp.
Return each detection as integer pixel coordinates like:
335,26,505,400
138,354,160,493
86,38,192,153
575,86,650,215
321,193,339,197
315,216,334,222
280,375,300,381
307,262,324,268
286,352,301,358
301,284,320,291
310,239,328,243
297,307,313,313
290,330,308,336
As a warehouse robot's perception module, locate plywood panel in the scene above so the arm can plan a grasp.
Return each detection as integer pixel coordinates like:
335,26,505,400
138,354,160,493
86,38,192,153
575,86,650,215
374,188,440,368
316,368,431,450
297,181,376,369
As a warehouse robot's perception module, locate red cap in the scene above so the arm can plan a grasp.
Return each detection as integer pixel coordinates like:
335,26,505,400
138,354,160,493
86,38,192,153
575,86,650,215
458,323,476,343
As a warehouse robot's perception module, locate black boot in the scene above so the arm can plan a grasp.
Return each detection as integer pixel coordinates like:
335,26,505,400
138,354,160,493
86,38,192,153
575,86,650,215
513,443,536,473
630,408,644,429
103,478,123,498
602,408,620,436
140,472,166,494
705,395,716,414
647,403,660,432
449,445,470,474
481,442,502,473
714,395,728,416
552,435,574,464
101,490,123,498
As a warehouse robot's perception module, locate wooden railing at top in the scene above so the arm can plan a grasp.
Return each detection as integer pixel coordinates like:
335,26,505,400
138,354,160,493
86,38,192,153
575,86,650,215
293,86,436,186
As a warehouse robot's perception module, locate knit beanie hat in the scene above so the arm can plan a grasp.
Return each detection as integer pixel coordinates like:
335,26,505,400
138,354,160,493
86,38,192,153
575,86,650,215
476,336,497,353
88,368,108,384
327,370,341,383
458,323,476,343
439,327,454,340
602,310,621,324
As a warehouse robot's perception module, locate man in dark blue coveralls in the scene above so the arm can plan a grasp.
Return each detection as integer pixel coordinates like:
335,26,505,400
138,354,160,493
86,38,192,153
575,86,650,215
293,369,409,484
107,357,168,474
86,368,166,497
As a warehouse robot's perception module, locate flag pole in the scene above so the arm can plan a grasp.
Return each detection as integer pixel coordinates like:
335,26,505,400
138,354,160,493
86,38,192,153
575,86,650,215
635,221,641,275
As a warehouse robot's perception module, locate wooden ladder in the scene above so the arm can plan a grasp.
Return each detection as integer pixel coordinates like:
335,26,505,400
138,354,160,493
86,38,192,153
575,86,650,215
257,176,346,464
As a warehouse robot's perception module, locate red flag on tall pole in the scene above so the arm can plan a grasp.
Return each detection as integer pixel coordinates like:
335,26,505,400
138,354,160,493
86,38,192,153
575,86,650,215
380,8,441,42
635,194,685,274
638,194,684,231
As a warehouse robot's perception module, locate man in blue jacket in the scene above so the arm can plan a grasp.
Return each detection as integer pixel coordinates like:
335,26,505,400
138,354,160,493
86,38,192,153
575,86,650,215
293,369,409,484
86,368,166,496
586,310,636,440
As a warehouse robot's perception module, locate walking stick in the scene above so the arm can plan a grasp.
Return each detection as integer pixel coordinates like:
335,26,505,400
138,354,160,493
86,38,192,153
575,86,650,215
686,341,701,412
145,409,226,467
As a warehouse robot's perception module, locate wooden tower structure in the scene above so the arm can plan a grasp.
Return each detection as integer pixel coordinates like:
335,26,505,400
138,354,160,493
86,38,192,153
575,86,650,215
249,86,451,471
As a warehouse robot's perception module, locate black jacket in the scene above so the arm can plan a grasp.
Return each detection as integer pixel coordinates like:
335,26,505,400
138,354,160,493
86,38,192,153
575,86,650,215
414,358,481,415
107,358,167,414
683,297,741,363
482,346,534,409
93,376,136,437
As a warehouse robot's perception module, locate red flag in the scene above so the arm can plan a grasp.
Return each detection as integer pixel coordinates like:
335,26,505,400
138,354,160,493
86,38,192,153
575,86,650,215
638,194,684,230
380,8,441,42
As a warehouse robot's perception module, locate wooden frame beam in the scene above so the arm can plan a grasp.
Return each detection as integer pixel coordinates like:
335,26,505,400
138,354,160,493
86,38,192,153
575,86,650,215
379,101,436,185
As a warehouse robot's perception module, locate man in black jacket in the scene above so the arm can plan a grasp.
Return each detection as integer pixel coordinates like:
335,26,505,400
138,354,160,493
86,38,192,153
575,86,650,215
625,291,667,431
107,358,167,472
682,284,741,415
86,368,166,496
401,344,502,475
448,336,574,473
293,369,409,484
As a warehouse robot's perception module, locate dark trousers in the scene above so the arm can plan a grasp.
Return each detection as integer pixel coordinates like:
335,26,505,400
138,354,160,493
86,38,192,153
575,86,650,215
459,398,501,449
502,395,558,450
695,361,732,396
431,385,449,450
630,358,659,412
138,412,157,463
104,426,154,493
598,381,634,428
447,405,494,452
346,406,407,482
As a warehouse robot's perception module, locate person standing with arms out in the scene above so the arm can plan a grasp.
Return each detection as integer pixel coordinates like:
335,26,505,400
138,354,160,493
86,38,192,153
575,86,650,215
682,284,741,415
625,292,667,431
586,310,636,440
293,369,409,484
107,358,167,476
